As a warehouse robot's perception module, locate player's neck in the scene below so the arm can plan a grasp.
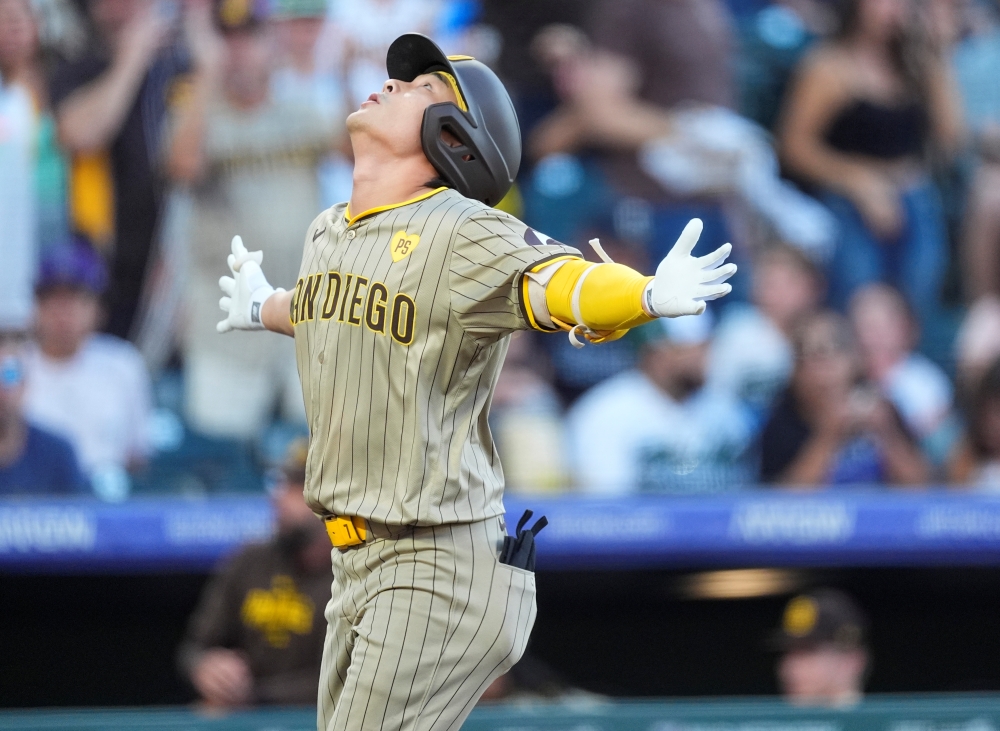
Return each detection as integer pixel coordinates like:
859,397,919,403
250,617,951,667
349,142,439,218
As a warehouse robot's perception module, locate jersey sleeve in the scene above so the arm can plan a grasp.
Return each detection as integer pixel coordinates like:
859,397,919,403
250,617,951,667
450,208,581,338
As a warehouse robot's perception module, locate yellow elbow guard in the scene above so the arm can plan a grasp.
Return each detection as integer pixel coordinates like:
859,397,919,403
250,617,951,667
542,259,654,340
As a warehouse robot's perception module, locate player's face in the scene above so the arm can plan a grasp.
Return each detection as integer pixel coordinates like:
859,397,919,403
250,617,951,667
346,72,459,156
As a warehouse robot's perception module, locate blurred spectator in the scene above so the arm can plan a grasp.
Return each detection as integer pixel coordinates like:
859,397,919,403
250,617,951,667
954,293,1000,398
0,29,35,332
178,438,331,707
526,2,737,263
23,240,152,490
948,356,1000,489
779,0,963,320
491,332,567,493
50,0,189,340
849,283,956,465
773,589,869,708
956,4,1000,304
759,311,930,487
566,312,755,495
0,335,88,495
530,25,835,261
166,0,330,439
583,0,736,262
269,0,351,207
0,0,69,255
270,0,338,118
332,0,438,109
588,0,735,120
710,242,824,418
737,0,836,131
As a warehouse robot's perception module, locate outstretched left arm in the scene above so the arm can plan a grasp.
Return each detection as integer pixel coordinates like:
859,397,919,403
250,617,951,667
525,218,736,346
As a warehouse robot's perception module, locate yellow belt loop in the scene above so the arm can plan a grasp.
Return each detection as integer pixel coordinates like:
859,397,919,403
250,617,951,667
325,515,369,548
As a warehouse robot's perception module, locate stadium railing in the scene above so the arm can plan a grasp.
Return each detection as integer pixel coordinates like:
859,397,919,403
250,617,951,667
2,694,1000,730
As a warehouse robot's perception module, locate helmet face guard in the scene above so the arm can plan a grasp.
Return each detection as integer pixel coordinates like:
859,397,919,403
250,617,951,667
387,33,521,207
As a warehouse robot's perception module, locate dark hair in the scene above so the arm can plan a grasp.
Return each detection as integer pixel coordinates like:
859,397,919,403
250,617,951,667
424,176,453,190
755,241,825,290
791,310,855,361
834,0,932,102
970,357,1000,458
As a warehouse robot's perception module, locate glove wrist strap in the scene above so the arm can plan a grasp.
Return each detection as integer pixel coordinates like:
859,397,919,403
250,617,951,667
642,281,658,318
247,285,279,330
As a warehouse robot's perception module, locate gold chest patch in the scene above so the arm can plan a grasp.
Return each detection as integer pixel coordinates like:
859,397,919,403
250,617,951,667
390,231,420,262
241,575,315,648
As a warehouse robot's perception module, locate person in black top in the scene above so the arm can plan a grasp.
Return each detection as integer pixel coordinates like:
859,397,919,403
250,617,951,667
778,0,963,322
759,310,929,487
0,335,88,495
178,438,332,708
50,0,190,340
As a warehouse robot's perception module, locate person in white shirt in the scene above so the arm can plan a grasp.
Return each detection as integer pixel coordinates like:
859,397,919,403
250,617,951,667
849,283,956,466
567,310,755,495
23,239,152,480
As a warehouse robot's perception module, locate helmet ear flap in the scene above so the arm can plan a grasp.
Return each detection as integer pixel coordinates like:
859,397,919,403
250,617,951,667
421,102,508,206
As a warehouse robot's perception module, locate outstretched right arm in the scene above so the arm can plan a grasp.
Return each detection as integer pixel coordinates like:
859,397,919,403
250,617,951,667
217,236,294,337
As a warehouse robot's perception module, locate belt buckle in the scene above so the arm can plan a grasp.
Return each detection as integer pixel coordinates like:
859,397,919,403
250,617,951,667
325,515,368,549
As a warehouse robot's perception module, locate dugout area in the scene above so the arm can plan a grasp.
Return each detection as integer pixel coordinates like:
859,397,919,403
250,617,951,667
3,566,1000,707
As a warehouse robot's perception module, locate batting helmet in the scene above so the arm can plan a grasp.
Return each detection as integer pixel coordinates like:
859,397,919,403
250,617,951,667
386,33,521,207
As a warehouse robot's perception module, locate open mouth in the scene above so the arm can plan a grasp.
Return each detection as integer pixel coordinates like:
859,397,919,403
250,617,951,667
364,93,380,105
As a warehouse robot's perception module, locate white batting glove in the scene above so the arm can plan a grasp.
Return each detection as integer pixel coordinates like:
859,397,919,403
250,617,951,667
644,218,737,318
217,235,283,333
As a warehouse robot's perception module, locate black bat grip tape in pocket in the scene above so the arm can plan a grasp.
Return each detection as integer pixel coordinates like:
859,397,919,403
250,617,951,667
499,510,548,572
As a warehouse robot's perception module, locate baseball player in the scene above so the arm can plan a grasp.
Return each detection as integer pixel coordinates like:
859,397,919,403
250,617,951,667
216,33,736,730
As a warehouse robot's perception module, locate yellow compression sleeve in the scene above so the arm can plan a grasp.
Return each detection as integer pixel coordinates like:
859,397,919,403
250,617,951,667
542,259,655,333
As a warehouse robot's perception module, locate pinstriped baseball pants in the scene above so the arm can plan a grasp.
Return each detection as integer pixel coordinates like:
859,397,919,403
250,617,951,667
317,517,537,731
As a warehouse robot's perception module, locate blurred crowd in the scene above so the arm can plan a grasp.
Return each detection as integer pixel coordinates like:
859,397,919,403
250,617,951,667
3,0,1000,497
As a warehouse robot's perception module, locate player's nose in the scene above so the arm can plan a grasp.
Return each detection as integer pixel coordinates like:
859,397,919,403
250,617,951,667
382,79,399,94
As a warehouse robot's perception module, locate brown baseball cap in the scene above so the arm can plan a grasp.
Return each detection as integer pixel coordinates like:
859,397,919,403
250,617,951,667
771,588,868,652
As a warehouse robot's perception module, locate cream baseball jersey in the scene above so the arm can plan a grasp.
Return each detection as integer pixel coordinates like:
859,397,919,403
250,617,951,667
292,187,579,526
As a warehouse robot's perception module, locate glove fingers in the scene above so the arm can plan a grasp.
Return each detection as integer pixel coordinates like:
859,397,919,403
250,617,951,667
219,296,232,312
231,235,247,260
669,218,703,259
240,260,268,291
216,319,233,333
696,242,732,268
667,299,706,317
696,283,733,301
219,276,236,297
700,262,738,285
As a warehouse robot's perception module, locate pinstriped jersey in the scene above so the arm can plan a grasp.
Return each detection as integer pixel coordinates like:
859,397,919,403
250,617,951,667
292,187,579,526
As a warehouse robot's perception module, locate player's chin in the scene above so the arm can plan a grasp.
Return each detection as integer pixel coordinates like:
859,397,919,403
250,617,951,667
346,108,371,131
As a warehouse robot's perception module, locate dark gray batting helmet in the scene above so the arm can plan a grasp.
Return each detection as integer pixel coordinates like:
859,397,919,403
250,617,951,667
386,33,521,207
